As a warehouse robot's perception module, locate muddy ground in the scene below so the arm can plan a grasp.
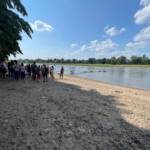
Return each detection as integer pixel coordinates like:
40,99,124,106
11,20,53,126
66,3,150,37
0,76,150,150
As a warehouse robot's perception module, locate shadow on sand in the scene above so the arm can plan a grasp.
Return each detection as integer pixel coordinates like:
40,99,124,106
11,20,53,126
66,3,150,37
0,78,150,149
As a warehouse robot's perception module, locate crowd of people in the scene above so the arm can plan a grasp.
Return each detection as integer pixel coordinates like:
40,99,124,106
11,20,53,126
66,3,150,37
0,60,64,82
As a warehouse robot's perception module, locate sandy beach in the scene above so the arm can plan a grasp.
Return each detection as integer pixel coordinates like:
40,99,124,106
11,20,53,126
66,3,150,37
0,75,150,149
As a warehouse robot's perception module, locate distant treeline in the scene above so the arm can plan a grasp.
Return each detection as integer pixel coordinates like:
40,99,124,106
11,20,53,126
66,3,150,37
19,55,150,65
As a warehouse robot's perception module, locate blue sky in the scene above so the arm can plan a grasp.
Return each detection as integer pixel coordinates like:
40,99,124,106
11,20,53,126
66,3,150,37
14,0,150,59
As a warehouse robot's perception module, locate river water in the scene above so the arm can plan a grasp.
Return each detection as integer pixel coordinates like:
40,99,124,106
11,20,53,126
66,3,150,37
54,65,150,90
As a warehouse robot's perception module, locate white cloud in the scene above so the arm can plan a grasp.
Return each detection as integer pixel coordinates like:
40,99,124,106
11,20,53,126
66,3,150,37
70,43,79,48
134,4,150,24
126,41,149,49
65,38,150,59
134,25,150,41
88,39,118,51
80,44,87,51
104,26,126,37
30,20,54,32
126,26,150,49
67,39,118,58
140,0,150,6
128,1,150,50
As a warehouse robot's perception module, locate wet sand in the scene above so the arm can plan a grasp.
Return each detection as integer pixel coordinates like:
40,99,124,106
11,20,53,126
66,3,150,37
0,75,150,149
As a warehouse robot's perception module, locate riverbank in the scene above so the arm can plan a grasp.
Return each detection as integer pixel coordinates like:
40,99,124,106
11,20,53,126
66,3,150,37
55,63,150,68
0,76,150,149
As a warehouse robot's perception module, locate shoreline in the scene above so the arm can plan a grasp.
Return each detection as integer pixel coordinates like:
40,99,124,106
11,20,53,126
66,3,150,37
58,75,150,98
59,75,150,128
54,63,150,68
64,74,150,92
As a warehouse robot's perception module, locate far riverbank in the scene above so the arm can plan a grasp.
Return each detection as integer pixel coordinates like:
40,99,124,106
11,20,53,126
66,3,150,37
55,63,150,68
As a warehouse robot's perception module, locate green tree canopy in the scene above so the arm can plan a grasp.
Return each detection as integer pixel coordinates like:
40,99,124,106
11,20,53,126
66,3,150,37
0,0,33,60
19,55,150,65
117,56,127,64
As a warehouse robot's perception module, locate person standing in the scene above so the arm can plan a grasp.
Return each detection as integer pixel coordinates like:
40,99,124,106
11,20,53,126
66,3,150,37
60,66,64,79
31,62,37,80
27,64,31,77
37,65,41,81
20,63,26,80
49,65,55,79
45,65,49,82
3,61,7,78
8,61,12,78
14,61,20,80
0,61,7,79
42,64,49,82
0,61,3,78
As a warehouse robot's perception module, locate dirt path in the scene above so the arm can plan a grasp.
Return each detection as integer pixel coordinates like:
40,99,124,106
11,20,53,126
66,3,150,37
0,76,150,150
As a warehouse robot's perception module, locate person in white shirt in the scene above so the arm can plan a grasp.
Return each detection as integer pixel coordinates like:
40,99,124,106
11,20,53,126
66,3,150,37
49,65,55,79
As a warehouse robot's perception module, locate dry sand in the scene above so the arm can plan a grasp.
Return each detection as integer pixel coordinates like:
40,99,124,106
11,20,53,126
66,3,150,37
0,75,150,150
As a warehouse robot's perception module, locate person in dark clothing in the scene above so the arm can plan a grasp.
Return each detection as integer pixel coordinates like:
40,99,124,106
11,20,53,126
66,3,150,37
8,61,12,78
37,65,41,81
0,62,2,78
20,63,25,80
0,61,7,79
31,62,37,80
27,64,31,77
14,61,20,80
60,66,64,79
9,61,15,79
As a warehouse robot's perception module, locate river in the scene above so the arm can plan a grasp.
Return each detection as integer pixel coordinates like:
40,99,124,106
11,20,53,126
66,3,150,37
54,65,150,90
